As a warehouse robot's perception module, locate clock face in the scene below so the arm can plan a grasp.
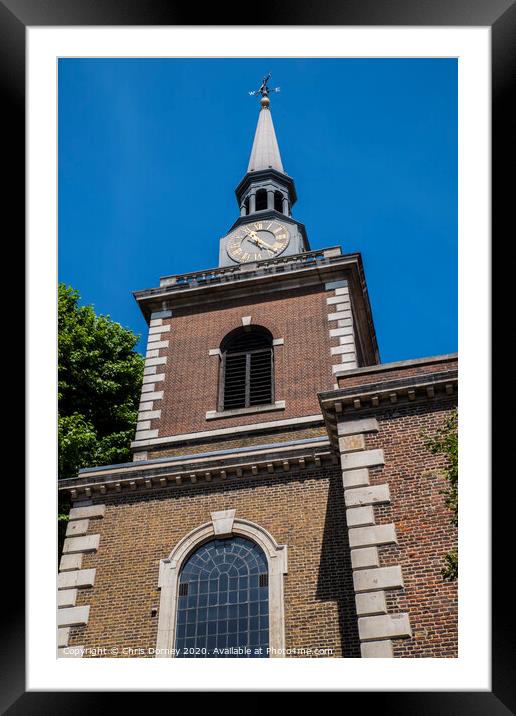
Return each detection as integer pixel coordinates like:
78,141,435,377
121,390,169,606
226,220,291,263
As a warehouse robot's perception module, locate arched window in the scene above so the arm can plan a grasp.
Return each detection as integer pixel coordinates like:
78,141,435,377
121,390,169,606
175,536,269,658
220,327,273,411
156,512,287,658
274,191,283,213
255,188,267,211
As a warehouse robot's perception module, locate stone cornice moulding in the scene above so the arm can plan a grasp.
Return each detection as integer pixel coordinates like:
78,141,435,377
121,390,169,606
324,371,458,407
59,443,336,500
333,353,458,378
135,252,367,314
319,371,458,449
82,434,329,478
319,354,457,452
134,249,379,368
319,370,458,414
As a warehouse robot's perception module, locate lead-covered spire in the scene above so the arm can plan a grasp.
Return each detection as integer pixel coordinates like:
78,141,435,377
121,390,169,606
233,73,298,226
220,74,309,266
247,94,285,173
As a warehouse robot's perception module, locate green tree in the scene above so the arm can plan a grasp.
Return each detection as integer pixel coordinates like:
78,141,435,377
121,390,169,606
424,409,458,581
58,284,144,539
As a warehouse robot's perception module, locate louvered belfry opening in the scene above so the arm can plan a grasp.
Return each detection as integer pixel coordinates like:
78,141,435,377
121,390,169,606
255,189,268,212
221,327,273,410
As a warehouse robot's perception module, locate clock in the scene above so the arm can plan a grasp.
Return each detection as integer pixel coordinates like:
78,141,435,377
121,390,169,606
226,220,291,263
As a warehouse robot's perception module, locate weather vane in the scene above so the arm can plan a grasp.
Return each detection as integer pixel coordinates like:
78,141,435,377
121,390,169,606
248,73,281,102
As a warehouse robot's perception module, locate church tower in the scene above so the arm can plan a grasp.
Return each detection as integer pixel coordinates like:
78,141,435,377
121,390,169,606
58,76,458,661
126,84,379,451
219,76,308,266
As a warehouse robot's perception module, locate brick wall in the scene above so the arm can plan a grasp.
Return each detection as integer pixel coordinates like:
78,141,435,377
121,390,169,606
336,356,457,390
65,395,457,658
148,426,327,459
364,398,457,657
147,285,334,437
68,464,361,658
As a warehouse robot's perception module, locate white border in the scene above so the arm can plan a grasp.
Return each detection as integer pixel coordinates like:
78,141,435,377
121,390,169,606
27,27,490,691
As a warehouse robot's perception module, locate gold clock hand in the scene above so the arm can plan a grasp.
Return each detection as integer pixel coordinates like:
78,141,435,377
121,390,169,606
253,237,278,253
242,228,278,254
255,237,278,252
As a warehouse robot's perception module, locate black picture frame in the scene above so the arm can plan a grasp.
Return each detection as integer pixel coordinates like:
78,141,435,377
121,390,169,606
4,0,511,709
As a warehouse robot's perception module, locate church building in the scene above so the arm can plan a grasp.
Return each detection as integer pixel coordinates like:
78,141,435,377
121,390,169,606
58,77,458,659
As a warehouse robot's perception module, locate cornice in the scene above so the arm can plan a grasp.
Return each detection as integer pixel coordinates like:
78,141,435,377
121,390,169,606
331,353,458,380
319,361,458,450
234,168,297,205
133,247,379,371
135,250,360,313
59,437,336,500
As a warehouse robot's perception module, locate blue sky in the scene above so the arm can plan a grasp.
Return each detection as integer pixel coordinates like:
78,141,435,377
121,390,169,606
58,58,457,361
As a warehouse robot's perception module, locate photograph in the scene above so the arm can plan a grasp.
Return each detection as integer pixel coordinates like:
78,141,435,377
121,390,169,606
0,0,504,703
56,57,458,660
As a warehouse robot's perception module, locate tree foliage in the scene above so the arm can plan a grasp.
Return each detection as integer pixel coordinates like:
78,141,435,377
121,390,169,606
424,409,458,580
58,284,144,480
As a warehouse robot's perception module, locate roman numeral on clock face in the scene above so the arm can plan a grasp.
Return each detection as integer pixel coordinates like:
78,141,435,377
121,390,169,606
226,220,291,263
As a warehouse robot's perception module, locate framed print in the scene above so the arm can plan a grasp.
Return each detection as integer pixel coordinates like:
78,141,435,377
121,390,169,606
3,0,512,708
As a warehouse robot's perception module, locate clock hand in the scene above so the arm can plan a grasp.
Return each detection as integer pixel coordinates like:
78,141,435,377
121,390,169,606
244,229,260,242
255,237,278,252
243,230,278,253
250,236,278,254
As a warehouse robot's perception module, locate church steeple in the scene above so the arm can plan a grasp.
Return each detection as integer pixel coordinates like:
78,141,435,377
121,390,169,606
234,75,297,220
218,75,309,267
247,94,284,174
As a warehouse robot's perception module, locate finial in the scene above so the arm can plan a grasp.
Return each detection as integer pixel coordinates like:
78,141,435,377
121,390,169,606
248,72,280,108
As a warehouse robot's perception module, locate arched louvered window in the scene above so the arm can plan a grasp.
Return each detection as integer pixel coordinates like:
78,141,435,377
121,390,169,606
220,327,273,410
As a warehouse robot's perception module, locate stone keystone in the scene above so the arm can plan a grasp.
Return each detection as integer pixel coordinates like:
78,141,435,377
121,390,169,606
211,509,236,537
